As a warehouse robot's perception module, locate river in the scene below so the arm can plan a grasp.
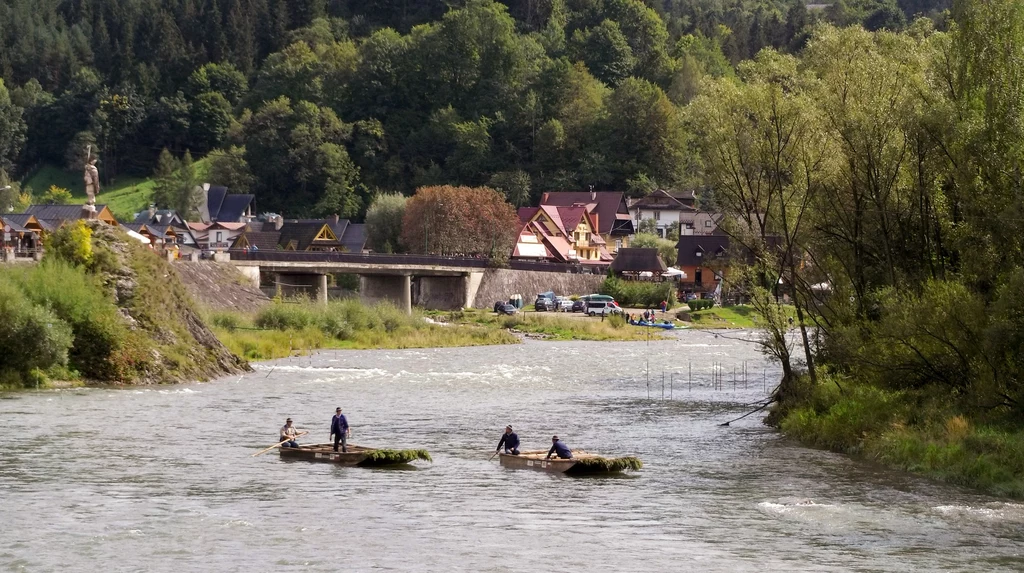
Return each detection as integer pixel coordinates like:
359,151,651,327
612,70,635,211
2,331,1022,572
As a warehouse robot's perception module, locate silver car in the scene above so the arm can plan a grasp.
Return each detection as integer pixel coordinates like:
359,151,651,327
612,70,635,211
554,296,573,312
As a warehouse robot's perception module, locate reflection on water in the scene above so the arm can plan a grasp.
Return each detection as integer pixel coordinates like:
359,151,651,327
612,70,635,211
1,331,1022,572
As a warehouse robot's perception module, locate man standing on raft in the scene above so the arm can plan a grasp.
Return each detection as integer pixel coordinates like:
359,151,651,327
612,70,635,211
331,407,351,453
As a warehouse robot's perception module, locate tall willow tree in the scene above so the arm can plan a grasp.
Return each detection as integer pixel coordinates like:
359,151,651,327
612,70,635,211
688,49,831,387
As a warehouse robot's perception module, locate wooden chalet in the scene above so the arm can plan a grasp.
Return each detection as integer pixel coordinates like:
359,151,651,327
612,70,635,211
230,215,368,253
513,205,612,265
25,204,119,228
539,191,635,252
1,214,44,258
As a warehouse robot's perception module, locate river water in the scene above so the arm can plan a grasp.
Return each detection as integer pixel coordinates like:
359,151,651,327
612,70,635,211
2,330,1022,572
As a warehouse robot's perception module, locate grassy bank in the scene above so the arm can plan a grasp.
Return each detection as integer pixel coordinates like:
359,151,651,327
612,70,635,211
439,308,658,341
210,299,519,360
0,222,245,388
776,375,1024,498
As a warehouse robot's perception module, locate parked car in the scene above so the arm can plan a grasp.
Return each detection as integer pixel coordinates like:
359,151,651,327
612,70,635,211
554,296,573,312
534,291,556,311
587,301,623,317
571,299,587,313
496,303,518,315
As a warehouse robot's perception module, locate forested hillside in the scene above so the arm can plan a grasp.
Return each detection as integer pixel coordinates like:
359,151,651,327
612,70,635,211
0,0,949,217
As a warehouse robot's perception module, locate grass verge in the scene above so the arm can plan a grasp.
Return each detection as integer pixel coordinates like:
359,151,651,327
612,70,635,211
778,375,1024,499
209,299,520,360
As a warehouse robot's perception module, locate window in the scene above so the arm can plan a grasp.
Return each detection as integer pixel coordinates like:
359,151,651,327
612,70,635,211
615,239,622,250
705,220,712,228
215,231,223,243
654,210,661,221
695,251,702,258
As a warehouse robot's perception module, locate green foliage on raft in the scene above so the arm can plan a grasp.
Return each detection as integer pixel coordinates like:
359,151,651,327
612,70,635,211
358,449,433,466
565,456,643,474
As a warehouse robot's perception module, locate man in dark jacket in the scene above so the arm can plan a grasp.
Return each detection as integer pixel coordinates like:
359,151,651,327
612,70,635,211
496,425,520,455
546,435,572,460
331,407,350,452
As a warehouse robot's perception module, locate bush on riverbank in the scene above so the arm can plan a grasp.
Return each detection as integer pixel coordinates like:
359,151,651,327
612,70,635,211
212,299,519,359
778,375,1024,498
600,277,675,309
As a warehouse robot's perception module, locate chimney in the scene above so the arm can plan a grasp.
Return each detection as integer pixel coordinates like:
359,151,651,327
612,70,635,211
148,204,155,220
589,185,596,201
332,213,339,224
541,192,549,204
274,214,283,231
591,212,599,234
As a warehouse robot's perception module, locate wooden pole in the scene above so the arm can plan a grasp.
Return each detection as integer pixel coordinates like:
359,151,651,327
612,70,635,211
252,431,309,457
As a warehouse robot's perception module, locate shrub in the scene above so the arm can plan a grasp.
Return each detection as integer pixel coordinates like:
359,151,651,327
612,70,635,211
210,312,241,331
607,313,626,329
255,302,315,330
0,279,74,384
601,277,674,307
44,220,93,267
9,261,138,380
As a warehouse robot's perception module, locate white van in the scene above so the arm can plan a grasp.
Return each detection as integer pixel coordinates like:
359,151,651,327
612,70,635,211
587,301,623,317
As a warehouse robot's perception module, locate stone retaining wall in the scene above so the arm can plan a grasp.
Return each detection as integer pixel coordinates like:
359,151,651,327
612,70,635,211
472,268,605,308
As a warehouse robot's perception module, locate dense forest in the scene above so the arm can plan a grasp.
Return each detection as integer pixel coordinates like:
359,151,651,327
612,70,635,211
0,0,949,216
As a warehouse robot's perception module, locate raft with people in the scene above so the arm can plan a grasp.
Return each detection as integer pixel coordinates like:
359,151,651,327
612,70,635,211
278,443,432,467
498,450,643,475
629,319,677,330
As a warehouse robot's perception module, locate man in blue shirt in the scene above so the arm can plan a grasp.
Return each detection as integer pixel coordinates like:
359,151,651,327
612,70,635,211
331,407,350,452
546,435,572,460
496,425,520,455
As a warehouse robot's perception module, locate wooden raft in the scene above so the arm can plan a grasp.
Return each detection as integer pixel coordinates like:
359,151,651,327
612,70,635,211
498,450,642,475
278,443,431,467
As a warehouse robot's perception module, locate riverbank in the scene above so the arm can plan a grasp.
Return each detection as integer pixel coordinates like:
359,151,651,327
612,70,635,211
209,300,659,360
774,375,1024,499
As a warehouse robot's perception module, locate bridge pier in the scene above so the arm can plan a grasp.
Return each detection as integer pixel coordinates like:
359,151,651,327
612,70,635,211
360,274,412,314
318,273,328,304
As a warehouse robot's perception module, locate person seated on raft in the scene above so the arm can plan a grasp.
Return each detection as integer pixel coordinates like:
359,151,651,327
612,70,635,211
280,418,300,448
546,435,572,460
496,425,520,455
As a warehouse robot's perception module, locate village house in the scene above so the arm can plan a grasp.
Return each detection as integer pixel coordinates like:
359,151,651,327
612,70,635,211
229,214,368,253
185,185,257,253
539,190,635,252
132,208,200,250
675,233,731,297
628,189,721,238
25,204,119,229
0,213,44,260
513,205,612,266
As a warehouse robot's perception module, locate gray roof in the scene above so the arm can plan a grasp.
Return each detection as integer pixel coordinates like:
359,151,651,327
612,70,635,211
675,235,731,267
207,186,254,222
26,204,109,220
610,248,668,273
340,223,367,253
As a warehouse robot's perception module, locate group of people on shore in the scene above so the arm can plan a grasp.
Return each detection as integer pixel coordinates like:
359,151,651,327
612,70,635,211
278,407,351,451
495,425,572,460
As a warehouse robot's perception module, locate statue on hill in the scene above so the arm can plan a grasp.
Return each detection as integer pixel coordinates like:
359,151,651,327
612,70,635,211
83,145,100,206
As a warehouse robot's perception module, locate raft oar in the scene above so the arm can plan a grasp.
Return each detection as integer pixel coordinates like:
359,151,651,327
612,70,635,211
489,451,498,461
252,431,309,457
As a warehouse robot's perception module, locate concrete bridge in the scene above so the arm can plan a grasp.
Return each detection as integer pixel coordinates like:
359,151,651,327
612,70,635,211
227,251,488,312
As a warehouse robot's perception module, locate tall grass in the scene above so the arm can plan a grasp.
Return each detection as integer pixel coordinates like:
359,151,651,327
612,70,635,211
494,312,651,341
213,298,519,359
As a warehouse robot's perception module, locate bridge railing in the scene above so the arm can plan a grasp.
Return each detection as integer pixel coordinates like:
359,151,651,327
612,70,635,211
228,250,491,268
